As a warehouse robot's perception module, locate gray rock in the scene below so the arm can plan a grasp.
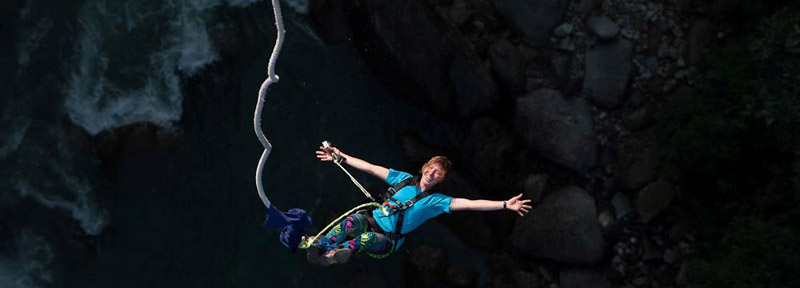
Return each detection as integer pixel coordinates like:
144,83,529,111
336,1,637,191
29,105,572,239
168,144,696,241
583,40,633,108
635,179,676,223
663,248,678,264
586,15,619,40
451,53,502,119
598,210,614,228
511,186,605,263
686,19,713,65
312,0,499,119
614,131,656,191
513,270,541,288
515,89,597,172
560,268,610,288
446,263,478,288
623,102,656,131
554,23,574,38
437,172,499,249
576,0,598,13
557,38,576,52
490,0,569,47
488,40,526,93
406,245,446,288
462,117,519,193
522,174,547,203
611,192,631,219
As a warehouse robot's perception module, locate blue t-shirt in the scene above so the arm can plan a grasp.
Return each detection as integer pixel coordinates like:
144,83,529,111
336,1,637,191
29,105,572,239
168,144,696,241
372,169,453,250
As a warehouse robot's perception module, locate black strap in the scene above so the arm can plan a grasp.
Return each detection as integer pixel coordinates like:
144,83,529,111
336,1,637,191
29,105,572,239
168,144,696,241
383,176,417,201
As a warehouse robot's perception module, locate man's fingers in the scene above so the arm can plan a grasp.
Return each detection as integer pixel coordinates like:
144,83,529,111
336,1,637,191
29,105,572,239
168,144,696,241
522,205,532,209
517,211,524,217
520,208,529,213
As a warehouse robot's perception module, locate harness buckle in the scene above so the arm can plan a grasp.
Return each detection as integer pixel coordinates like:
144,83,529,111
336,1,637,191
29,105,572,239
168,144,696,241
404,200,414,208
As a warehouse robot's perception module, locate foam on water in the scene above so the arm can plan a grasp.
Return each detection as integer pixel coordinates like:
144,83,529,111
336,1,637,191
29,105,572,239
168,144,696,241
17,161,108,236
16,17,52,74
0,231,55,288
281,0,310,14
64,0,228,135
0,118,29,160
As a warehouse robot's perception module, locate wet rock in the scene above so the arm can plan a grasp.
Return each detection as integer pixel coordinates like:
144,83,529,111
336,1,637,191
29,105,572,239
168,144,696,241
663,248,678,264
522,174,547,203
583,40,633,108
400,132,452,165
515,89,597,172
406,245,446,288
488,39,526,93
462,117,519,193
490,0,569,47
513,270,540,288
686,19,714,65
437,172,498,249
488,250,525,272
611,192,631,219
614,131,656,191
635,179,676,223
312,0,498,119
447,262,478,288
642,237,661,260
511,186,605,263
560,268,610,288
586,15,619,40
622,102,656,131
576,0,598,13
598,210,614,228
554,23,573,38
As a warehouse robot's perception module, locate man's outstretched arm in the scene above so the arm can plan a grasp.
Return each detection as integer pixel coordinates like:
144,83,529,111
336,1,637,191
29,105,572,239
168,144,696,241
450,193,532,217
316,146,390,182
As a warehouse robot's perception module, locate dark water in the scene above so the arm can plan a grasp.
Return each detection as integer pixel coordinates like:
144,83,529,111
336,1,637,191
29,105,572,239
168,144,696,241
2,0,484,287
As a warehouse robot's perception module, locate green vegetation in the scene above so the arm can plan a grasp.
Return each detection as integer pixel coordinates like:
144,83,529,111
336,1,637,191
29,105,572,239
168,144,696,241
656,5,800,287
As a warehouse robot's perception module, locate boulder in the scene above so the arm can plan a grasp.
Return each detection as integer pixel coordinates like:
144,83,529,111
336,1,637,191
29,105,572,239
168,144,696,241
635,179,676,223
583,39,633,108
559,268,610,288
436,172,498,249
511,186,605,263
586,15,619,40
446,263,478,288
406,245,446,288
488,39,526,93
461,117,519,193
521,174,547,203
490,0,569,47
312,0,499,119
611,192,631,219
614,130,656,191
686,19,714,65
515,89,597,172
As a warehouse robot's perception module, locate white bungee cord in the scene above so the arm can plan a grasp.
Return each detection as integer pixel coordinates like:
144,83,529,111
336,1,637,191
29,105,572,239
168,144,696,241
254,0,285,208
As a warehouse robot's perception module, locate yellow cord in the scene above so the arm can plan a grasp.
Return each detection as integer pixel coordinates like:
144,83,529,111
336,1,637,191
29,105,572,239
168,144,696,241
298,202,385,249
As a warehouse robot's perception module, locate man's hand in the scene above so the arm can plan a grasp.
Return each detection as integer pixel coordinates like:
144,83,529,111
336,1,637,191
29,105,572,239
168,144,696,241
506,193,533,217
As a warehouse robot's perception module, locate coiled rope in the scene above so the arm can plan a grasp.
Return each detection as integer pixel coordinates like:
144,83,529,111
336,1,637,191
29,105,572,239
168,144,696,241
254,0,286,208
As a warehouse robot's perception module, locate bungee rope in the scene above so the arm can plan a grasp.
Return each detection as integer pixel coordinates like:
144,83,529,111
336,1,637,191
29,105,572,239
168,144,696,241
322,141,376,202
254,0,285,209
255,0,385,252
298,202,382,249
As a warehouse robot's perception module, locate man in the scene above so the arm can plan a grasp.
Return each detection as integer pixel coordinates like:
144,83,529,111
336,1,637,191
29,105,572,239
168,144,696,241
308,145,532,266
